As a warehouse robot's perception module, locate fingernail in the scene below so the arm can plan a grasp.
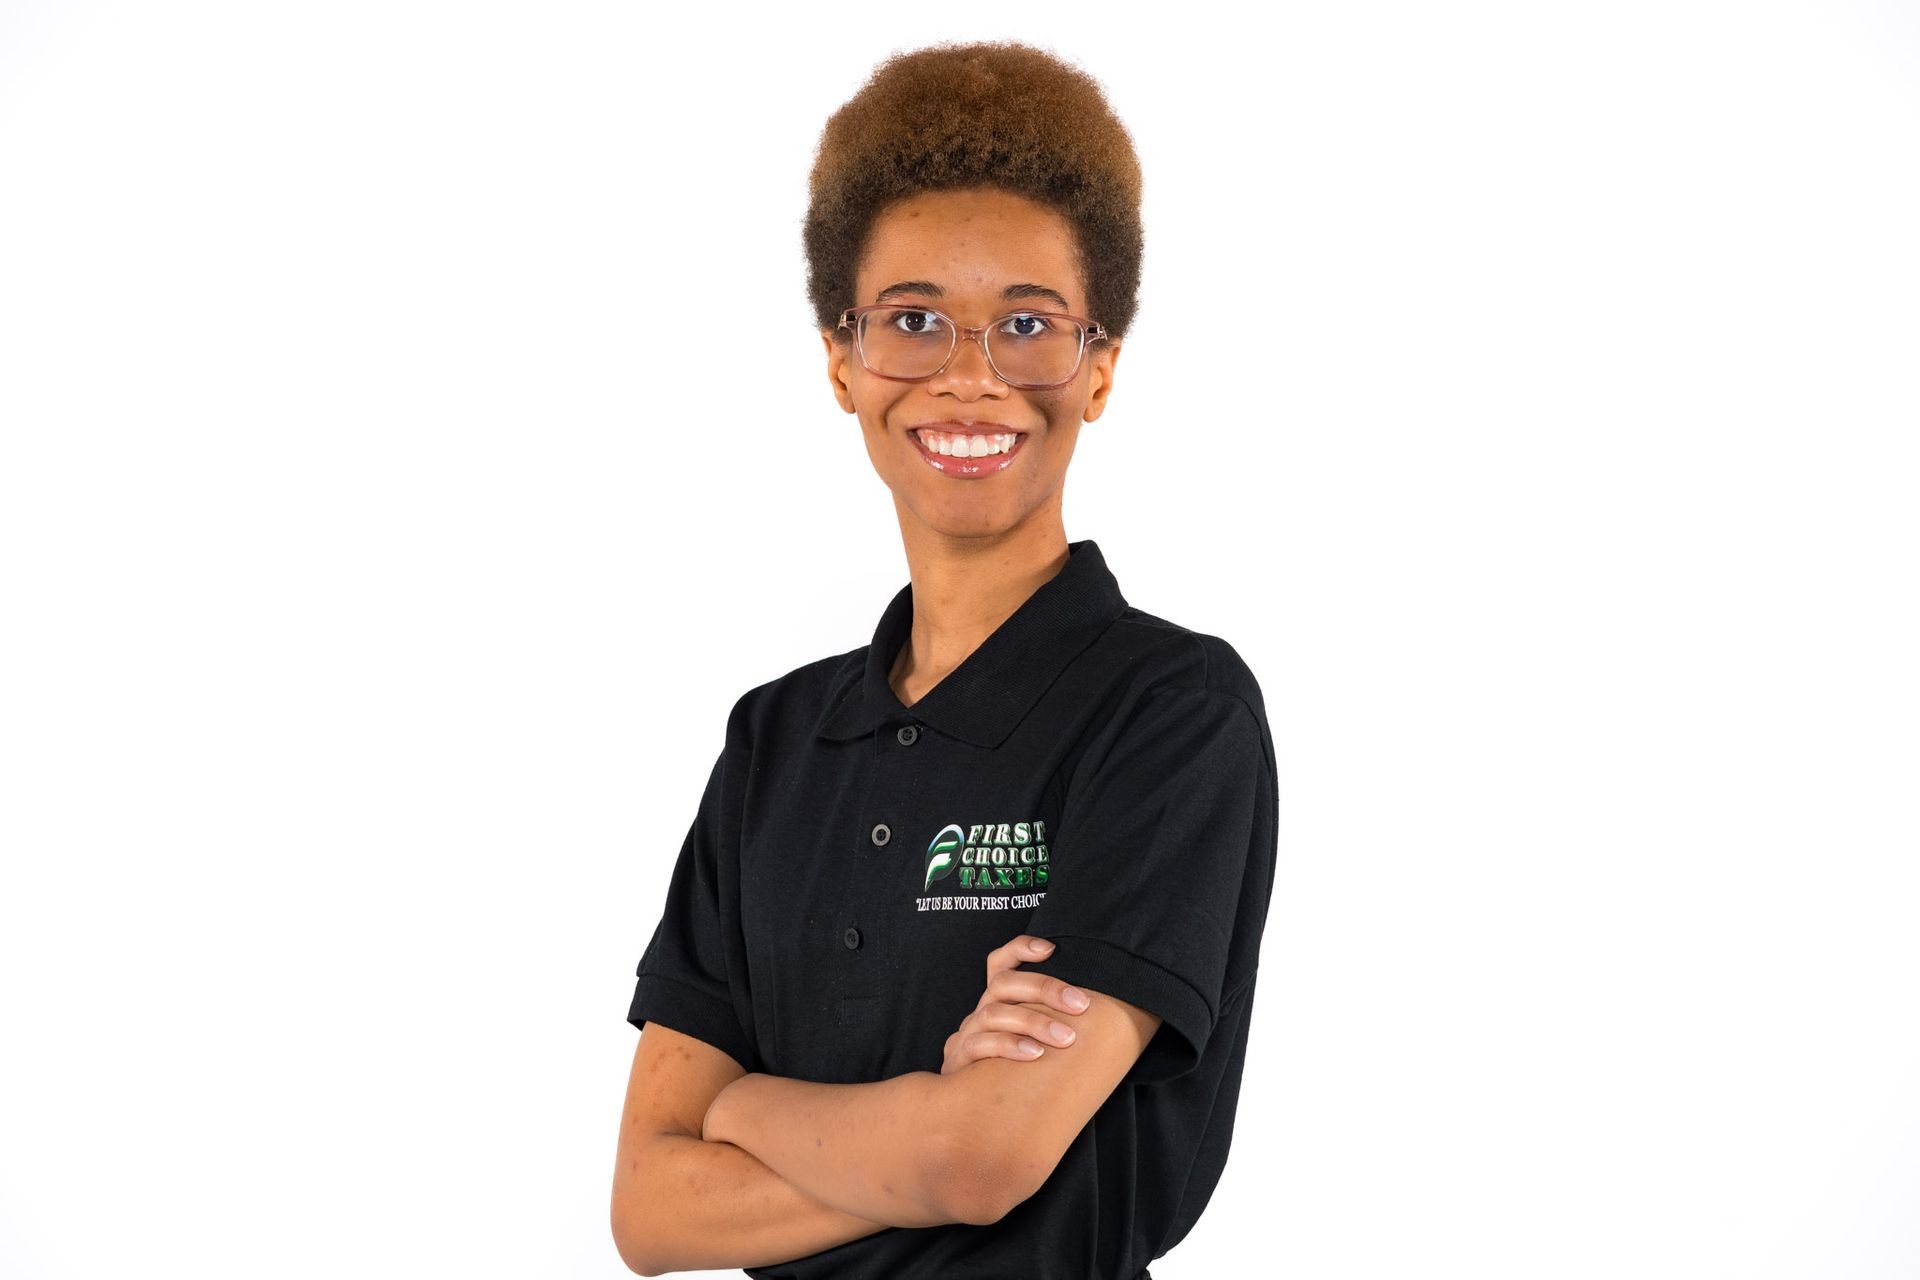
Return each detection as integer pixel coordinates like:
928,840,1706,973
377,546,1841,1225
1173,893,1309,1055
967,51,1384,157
1049,1021,1076,1043
1033,940,1054,952
1021,1041,1045,1056
1064,987,1089,1009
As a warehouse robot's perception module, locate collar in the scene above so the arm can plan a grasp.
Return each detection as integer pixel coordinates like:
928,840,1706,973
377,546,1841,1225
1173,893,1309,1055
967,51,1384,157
813,538,1130,750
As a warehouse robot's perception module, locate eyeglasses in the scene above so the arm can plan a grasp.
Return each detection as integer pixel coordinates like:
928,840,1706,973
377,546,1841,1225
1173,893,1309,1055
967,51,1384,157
838,304,1109,390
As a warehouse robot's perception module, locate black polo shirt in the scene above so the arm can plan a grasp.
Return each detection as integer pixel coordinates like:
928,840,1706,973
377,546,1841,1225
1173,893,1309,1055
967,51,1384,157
627,538,1277,1280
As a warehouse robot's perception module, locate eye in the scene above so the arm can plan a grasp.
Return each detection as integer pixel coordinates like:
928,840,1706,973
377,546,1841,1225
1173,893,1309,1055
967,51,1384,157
998,312,1058,339
889,308,947,336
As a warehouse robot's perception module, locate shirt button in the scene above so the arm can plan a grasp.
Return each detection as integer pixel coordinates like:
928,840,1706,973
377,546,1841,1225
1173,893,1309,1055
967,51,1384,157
896,724,919,746
870,822,891,847
843,927,861,949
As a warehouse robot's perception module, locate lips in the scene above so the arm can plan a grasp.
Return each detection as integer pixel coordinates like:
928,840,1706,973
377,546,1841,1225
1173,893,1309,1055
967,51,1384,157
907,422,1029,478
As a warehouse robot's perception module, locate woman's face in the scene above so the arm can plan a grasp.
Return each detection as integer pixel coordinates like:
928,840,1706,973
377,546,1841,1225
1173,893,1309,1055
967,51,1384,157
821,186,1121,543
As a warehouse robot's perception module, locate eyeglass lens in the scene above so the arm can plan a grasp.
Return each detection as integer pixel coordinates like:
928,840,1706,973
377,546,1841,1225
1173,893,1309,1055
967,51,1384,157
857,307,1085,387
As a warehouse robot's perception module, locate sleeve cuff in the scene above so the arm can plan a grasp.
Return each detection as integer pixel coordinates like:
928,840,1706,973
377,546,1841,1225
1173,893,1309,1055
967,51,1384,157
1019,934,1214,1084
627,972,761,1075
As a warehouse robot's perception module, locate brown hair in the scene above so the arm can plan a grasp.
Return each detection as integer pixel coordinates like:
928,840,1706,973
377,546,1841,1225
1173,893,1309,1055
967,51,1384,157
804,39,1144,347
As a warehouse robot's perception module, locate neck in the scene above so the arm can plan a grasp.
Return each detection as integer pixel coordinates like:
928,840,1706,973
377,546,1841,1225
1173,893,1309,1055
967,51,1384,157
887,515,1071,707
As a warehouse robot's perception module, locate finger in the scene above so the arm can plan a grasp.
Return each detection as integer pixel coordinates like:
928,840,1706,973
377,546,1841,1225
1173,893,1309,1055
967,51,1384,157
943,1031,1048,1074
966,1001,1079,1046
957,1029,1052,1062
985,934,1056,978
985,969,1091,1016
975,936,1060,1011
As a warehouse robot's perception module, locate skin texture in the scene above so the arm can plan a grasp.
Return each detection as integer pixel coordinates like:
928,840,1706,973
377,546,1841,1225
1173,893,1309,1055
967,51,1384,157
946,1001,1162,1223
612,186,1161,1273
610,1026,893,1276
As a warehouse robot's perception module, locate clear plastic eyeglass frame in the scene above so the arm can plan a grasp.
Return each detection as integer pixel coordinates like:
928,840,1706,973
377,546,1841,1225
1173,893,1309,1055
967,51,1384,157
838,303,1110,390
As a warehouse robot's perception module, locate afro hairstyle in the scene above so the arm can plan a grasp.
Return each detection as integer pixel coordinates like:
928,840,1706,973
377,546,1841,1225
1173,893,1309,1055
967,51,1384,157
804,39,1144,349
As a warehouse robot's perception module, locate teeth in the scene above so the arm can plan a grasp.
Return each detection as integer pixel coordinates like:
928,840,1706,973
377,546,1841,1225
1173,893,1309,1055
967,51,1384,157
916,429,1019,457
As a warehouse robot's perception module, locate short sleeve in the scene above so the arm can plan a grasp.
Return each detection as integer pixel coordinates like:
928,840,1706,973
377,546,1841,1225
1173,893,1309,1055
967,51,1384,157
626,738,762,1075
1018,684,1269,1085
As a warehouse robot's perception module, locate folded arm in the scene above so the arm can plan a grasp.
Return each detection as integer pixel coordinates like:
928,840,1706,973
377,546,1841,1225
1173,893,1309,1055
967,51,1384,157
705,983,1162,1228
612,1026,898,1275
703,1068,972,1226
618,1130,895,1275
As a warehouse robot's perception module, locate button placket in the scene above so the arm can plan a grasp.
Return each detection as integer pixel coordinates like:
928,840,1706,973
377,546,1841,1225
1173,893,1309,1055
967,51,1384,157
841,719,925,988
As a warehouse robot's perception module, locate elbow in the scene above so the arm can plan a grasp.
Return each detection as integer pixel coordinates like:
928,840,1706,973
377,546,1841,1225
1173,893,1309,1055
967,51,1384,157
926,1117,1043,1227
945,1184,1017,1228
610,1199,664,1277
610,1146,681,1277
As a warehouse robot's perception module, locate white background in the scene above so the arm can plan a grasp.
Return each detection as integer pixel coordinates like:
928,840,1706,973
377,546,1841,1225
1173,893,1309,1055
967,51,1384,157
2,1,1916,1276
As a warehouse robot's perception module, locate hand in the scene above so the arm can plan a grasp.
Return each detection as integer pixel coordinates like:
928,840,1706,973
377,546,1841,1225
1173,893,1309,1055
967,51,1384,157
700,1072,748,1144
939,935,1092,1075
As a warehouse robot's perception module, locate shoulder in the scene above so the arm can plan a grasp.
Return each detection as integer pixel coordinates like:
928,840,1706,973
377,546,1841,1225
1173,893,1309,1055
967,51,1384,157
1053,605,1274,794
718,644,866,753
1098,605,1269,727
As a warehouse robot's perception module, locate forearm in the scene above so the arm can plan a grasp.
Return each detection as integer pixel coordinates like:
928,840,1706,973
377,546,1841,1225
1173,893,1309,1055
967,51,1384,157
704,1070,964,1228
619,1131,891,1275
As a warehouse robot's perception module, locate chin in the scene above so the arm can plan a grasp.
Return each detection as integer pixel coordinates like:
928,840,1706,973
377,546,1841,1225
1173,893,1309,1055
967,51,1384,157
910,498,1036,542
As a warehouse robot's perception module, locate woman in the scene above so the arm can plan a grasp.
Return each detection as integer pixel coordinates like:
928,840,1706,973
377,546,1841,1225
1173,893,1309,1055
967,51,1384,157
612,40,1277,1280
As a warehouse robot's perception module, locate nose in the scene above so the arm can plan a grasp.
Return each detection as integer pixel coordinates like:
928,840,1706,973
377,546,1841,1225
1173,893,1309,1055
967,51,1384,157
930,328,1008,395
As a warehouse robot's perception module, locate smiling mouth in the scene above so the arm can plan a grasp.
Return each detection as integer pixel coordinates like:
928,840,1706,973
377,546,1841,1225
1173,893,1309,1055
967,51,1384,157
908,426,1028,478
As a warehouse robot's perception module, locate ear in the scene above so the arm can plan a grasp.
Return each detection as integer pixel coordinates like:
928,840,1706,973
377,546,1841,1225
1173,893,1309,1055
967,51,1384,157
1081,340,1121,424
822,329,857,414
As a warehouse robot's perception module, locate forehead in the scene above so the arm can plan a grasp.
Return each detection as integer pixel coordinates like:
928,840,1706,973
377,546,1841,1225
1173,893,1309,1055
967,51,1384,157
856,188,1083,310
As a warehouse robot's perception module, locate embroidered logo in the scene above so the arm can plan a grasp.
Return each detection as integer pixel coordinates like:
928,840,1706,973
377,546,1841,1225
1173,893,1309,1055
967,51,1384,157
916,820,1050,912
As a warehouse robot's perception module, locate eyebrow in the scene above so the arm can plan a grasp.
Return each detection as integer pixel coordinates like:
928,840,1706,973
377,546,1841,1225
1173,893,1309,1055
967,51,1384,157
872,280,1074,312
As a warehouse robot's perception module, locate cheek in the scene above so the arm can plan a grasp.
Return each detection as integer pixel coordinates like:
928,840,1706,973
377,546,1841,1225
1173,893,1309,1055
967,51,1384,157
853,396,910,459
1027,391,1084,434
845,375,891,428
